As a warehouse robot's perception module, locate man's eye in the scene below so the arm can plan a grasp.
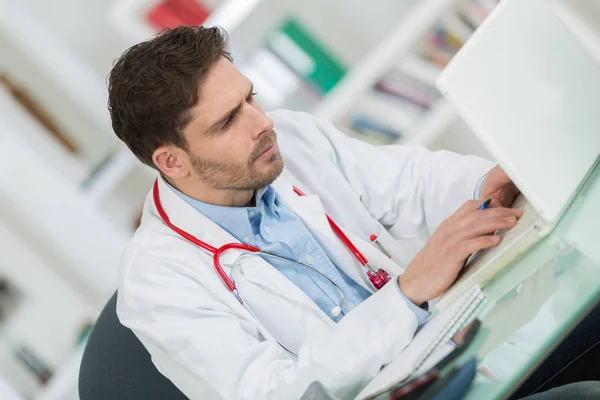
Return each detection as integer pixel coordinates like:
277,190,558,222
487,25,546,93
248,91,257,102
221,114,236,129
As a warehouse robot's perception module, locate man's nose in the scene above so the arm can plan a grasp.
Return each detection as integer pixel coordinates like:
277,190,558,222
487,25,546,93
247,105,274,138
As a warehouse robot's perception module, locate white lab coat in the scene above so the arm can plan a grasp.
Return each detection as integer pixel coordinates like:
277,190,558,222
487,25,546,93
117,110,492,400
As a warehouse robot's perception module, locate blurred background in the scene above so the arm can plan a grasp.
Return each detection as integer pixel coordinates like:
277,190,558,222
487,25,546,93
0,0,599,398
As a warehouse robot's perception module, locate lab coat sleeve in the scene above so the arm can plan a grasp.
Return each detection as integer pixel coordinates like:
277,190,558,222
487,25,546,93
118,248,420,400
274,110,494,239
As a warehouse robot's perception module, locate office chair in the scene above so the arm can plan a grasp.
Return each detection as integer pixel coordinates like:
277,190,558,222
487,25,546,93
78,292,188,399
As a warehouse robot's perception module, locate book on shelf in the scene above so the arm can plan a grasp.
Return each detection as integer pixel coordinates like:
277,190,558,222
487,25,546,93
347,64,440,145
353,90,424,135
419,0,500,67
239,47,322,112
442,11,474,46
239,48,302,111
459,0,500,26
420,26,463,67
419,40,455,68
376,68,441,110
146,0,211,31
396,55,443,87
349,116,403,146
267,17,347,95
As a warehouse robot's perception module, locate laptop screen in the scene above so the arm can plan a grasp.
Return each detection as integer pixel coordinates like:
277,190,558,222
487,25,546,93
436,0,600,223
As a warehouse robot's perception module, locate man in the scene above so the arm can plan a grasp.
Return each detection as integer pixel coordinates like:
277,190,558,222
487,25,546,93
108,26,598,399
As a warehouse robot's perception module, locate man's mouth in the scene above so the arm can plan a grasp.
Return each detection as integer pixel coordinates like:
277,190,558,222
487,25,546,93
256,143,277,160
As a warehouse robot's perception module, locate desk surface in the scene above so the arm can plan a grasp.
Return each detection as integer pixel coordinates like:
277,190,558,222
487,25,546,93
454,161,600,399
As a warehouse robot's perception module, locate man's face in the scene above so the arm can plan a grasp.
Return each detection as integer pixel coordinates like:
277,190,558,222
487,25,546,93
181,58,283,191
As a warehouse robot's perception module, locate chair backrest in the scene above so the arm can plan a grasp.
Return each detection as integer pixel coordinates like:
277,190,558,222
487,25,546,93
79,292,188,399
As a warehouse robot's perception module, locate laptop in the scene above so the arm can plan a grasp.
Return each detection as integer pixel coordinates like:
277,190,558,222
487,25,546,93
434,0,600,309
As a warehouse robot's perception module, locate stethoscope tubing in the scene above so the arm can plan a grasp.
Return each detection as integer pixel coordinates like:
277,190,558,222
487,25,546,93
232,250,346,309
152,179,390,297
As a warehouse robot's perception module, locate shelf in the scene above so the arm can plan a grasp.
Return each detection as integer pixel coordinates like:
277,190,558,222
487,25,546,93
312,0,458,123
403,99,459,147
395,54,443,87
108,0,265,44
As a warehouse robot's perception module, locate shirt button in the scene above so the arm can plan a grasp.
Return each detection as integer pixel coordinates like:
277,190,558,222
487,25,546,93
306,255,315,265
264,226,272,234
242,235,251,243
248,210,255,217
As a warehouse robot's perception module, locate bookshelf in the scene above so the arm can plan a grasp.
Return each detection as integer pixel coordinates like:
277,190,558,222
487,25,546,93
313,0,501,151
312,0,457,122
396,54,443,88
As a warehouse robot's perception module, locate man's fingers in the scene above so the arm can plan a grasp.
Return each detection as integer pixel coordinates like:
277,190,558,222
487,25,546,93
488,199,502,208
461,235,502,255
471,206,522,220
453,199,490,219
454,199,522,220
450,207,521,240
464,215,519,238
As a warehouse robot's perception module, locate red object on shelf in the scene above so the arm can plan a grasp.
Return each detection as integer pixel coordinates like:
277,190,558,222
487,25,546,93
146,0,211,31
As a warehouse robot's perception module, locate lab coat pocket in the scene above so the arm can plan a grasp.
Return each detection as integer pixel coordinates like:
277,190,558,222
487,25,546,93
370,225,415,268
388,219,430,241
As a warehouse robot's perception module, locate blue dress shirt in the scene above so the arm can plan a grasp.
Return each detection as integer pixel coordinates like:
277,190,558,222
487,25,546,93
170,184,430,324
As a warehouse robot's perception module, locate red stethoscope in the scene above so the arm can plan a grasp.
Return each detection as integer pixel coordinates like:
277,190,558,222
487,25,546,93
153,179,391,314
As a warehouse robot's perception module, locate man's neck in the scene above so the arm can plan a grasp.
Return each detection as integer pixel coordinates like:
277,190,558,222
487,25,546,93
167,178,255,207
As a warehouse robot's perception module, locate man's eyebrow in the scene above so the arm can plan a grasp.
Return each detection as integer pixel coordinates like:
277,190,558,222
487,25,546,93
204,83,255,134
205,103,243,133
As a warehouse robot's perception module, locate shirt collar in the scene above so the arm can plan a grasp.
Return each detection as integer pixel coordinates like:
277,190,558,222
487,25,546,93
166,183,277,240
256,185,277,209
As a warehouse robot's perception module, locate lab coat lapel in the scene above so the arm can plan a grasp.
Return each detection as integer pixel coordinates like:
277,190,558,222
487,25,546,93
271,172,372,291
153,178,334,347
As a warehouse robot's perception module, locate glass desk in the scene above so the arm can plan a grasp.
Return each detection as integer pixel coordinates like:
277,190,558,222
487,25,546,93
455,162,600,399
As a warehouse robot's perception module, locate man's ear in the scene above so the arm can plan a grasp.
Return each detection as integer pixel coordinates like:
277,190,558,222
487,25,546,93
152,145,190,180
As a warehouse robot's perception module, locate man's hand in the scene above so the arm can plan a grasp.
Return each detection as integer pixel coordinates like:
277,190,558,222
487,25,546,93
398,200,522,305
480,165,520,208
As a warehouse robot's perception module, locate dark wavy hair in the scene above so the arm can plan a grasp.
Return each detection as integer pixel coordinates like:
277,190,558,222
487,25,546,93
108,26,232,167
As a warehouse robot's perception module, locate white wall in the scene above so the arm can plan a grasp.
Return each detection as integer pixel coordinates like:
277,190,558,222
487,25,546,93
430,118,495,161
15,0,131,79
